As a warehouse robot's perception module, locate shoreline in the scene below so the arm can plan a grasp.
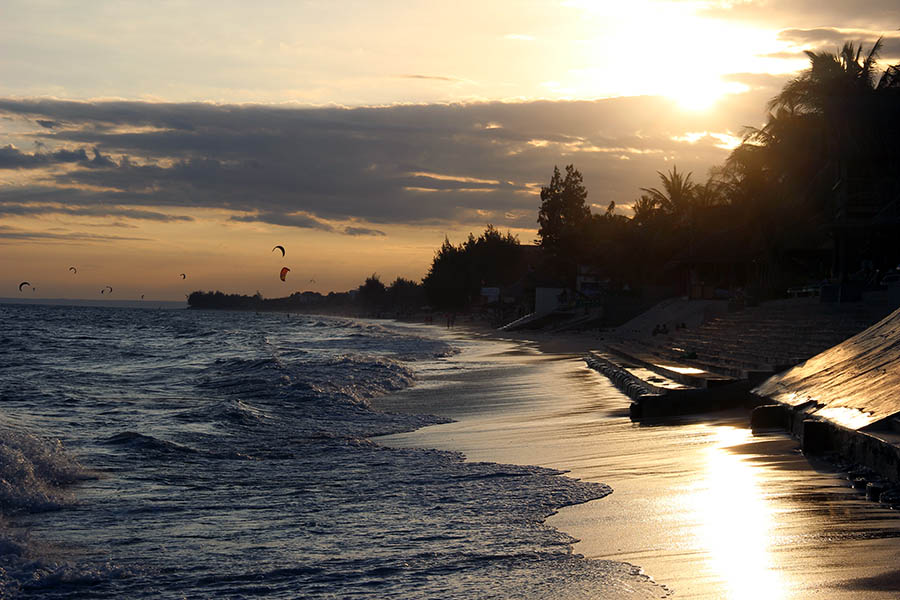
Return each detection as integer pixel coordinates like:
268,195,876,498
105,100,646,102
372,322,900,599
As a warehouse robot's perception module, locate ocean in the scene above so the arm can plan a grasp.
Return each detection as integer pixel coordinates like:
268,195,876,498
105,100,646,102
0,303,662,598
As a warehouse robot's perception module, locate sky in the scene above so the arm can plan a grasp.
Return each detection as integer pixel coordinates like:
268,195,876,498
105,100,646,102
1,1,899,300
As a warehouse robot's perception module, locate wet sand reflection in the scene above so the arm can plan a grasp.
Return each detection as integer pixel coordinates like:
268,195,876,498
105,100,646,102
693,428,782,599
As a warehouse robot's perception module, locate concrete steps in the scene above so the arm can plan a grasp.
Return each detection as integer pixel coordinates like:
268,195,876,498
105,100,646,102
587,295,899,420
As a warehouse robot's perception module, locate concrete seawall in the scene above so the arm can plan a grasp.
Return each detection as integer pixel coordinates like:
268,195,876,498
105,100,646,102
750,399,900,484
584,350,759,419
588,349,900,486
585,297,900,483
751,304,900,482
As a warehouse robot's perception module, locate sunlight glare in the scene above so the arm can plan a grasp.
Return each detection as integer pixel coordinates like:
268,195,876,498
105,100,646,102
564,1,779,107
691,426,785,599
669,78,749,112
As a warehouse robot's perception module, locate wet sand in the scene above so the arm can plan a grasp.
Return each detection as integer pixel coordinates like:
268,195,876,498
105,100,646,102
372,331,900,599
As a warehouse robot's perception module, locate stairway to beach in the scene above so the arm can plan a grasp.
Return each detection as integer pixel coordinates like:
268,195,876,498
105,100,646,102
620,294,897,379
588,292,900,418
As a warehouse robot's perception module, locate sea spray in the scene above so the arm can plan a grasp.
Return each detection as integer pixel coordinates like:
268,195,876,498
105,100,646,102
0,426,90,513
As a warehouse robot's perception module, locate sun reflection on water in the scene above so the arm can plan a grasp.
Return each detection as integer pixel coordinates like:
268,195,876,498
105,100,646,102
691,426,785,599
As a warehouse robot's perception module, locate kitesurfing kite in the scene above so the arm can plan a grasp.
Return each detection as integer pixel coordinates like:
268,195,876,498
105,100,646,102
280,267,290,282
273,245,285,257
18,281,29,292
101,285,113,295
179,273,186,280
69,266,77,274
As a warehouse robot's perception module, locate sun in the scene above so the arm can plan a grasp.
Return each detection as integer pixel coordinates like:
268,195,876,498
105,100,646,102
670,83,721,112
669,77,749,112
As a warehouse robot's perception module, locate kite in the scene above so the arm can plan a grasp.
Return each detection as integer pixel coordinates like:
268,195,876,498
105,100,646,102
272,245,285,257
69,266,77,274
280,267,290,282
179,273,186,279
18,281,29,292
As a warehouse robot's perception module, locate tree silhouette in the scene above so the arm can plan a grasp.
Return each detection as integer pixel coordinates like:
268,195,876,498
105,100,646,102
422,226,522,310
386,277,425,315
358,274,386,313
537,165,591,257
640,166,696,220
739,38,900,281
771,39,883,117
631,194,660,225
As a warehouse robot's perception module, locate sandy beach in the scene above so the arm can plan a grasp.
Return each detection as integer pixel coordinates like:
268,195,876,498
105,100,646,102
372,328,900,599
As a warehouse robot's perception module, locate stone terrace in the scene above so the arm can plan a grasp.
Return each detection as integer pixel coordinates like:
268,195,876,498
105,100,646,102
610,293,899,381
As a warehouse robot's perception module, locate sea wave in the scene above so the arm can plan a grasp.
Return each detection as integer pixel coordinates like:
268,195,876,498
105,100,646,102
101,432,199,456
0,305,665,599
0,427,91,513
301,353,416,405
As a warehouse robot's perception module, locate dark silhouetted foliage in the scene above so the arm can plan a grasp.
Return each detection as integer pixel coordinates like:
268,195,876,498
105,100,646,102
386,277,426,315
423,225,522,310
537,165,591,258
357,273,387,313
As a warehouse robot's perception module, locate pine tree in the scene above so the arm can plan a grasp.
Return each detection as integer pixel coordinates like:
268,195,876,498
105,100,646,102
536,164,591,259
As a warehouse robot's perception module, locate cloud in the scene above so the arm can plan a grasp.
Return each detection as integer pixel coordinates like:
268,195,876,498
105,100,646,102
343,226,386,236
700,2,900,30
0,97,756,230
85,147,117,168
230,211,334,231
722,72,790,91
0,225,149,242
778,27,865,47
400,74,461,82
0,144,89,169
776,28,900,57
0,201,193,221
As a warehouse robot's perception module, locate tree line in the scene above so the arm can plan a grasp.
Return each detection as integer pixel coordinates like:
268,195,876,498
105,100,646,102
523,38,900,302
188,276,426,317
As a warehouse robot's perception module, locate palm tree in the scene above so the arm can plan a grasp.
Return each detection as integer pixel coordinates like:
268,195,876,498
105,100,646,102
755,38,900,282
630,194,660,225
692,176,727,210
771,39,883,116
640,166,695,220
